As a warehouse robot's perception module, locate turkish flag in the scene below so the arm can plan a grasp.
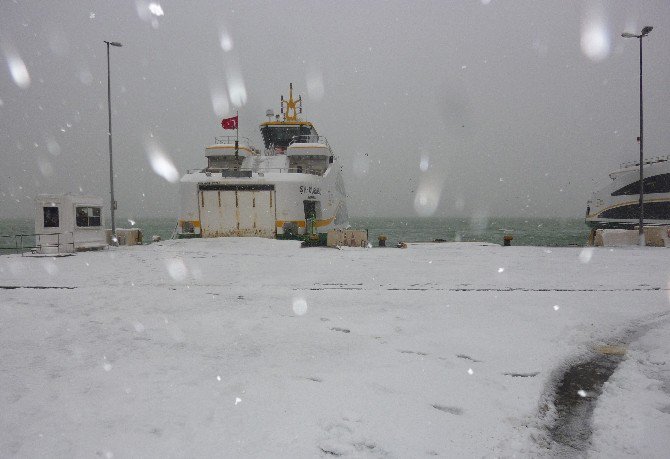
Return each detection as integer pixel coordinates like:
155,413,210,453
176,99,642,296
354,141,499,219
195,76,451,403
221,115,238,130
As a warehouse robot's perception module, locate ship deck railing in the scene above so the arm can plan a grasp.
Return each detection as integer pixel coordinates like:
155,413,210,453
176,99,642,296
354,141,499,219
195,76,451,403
214,136,252,146
278,167,325,175
289,135,330,148
261,137,331,157
187,167,326,176
619,154,670,170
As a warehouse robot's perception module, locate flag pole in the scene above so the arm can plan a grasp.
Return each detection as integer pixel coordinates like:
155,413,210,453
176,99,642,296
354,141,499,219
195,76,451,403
235,110,239,158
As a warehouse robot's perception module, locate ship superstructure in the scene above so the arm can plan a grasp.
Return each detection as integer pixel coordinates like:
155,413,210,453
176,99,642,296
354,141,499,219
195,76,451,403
175,84,349,242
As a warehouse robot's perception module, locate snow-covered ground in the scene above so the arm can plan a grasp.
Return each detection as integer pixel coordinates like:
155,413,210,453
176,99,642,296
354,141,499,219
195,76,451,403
0,239,669,457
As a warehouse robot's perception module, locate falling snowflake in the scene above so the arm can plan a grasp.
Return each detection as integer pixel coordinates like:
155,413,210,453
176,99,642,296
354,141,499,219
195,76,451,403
292,297,308,316
148,3,164,16
5,47,31,89
146,141,179,183
419,155,429,172
579,247,594,264
219,30,233,52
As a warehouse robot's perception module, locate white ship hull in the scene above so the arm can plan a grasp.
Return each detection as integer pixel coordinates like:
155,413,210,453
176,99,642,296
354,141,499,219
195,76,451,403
586,156,670,228
177,152,348,239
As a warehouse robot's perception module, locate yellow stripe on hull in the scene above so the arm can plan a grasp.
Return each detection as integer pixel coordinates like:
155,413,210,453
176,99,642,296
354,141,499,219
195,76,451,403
275,217,335,229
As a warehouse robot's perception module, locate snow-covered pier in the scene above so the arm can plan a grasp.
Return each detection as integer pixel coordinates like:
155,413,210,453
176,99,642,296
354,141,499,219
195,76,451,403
1,239,669,457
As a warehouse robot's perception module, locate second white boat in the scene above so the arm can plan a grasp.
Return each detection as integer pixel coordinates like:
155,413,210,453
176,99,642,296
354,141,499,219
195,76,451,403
586,155,670,228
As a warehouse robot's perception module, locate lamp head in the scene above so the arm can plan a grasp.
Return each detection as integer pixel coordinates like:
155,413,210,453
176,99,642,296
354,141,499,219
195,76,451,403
109,42,123,47
641,26,653,36
621,32,637,38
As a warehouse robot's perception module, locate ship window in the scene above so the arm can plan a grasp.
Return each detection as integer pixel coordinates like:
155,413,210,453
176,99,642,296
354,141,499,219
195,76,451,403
611,173,670,196
76,207,102,227
260,125,313,149
289,155,328,175
600,201,670,220
43,207,59,228
208,156,243,170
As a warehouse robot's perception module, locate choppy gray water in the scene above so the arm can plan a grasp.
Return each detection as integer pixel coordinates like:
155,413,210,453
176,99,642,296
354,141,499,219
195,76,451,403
352,217,587,247
0,216,588,250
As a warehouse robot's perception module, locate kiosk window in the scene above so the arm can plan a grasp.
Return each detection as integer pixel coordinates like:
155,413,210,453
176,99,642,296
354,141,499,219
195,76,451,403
76,207,102,227
43,207,59,228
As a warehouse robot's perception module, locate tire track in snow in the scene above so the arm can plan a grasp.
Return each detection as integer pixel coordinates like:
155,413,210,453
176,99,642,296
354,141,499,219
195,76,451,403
544,312,670,456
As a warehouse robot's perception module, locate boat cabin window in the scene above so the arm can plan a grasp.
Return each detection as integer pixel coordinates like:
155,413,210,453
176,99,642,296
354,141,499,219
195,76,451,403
207,155,244,171
289,154,329,175
43,206,59,228
260,125,316,150
601,201,670,220
611,173,670,196
76,206,102,227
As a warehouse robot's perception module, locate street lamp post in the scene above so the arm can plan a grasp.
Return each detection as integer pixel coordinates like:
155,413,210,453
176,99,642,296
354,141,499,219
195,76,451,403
622,26,653,246
104,40,122,240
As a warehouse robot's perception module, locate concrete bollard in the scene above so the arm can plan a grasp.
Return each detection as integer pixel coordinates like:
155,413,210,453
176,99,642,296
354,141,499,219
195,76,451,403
503,235,513,246
378,235,387,247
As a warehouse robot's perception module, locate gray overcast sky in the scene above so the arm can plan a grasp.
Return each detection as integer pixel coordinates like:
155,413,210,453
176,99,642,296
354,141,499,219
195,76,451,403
1,0,669,220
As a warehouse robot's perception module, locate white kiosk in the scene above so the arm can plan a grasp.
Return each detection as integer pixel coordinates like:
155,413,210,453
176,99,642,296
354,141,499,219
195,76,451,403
34,194,107,253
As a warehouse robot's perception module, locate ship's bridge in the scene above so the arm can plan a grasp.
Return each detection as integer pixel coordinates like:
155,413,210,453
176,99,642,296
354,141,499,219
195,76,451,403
260,122,317,154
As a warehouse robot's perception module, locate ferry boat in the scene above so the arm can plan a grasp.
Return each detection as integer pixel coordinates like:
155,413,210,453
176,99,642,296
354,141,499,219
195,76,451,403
175,84,349,242
585,155,670,228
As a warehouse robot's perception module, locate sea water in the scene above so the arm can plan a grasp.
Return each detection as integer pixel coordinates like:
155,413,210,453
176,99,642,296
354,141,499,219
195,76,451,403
0,216,588,251
352,217,587,247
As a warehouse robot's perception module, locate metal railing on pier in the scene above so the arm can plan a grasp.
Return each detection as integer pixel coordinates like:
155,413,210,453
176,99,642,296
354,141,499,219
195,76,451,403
0,232,76,256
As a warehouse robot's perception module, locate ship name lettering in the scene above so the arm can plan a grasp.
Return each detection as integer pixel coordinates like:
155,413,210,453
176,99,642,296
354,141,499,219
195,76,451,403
299,186,320,195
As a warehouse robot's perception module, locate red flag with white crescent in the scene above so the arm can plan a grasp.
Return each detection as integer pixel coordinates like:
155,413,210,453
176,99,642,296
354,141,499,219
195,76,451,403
221,115,238,130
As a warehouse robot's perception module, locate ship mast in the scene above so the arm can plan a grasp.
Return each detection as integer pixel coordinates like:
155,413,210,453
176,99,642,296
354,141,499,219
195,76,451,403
280,83,302,122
